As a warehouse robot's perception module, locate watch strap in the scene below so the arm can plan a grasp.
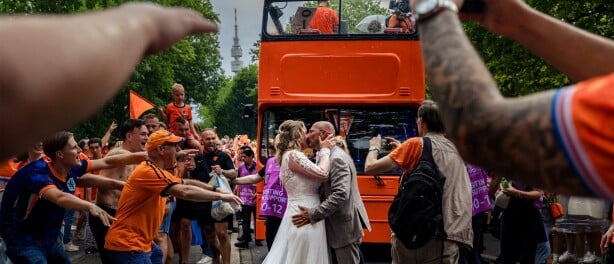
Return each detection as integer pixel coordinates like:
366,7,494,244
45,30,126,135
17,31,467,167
417,0,459,23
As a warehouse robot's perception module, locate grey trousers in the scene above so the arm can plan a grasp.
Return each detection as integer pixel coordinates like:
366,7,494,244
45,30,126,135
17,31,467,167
331,242,362,264
391,233,460,264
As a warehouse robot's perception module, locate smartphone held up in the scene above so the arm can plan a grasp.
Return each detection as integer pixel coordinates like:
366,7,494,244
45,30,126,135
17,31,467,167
460,0,485,13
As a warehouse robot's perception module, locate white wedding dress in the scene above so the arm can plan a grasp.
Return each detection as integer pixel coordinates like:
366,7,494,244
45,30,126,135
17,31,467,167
262,150,330,264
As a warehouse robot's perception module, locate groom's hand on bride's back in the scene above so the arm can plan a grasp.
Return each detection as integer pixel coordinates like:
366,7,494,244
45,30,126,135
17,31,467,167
292,205,312,227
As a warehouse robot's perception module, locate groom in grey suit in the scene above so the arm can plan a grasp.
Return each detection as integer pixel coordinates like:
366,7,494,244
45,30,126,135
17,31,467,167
293,121,371,264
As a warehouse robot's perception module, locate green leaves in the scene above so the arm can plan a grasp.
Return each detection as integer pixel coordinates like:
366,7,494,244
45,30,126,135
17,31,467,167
461,1,613,97
199,64,258,137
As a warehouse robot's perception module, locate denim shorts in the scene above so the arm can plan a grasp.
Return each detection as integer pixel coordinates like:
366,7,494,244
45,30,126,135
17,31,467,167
159,199,176,234
6,240,70,264
108,243,163,264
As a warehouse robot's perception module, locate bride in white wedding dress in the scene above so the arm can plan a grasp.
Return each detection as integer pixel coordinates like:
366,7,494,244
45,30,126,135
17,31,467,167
263,120,334,264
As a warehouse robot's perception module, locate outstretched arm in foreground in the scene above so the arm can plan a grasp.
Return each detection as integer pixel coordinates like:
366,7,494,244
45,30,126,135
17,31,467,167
0,3,218,160
412,0,589,195
42,188,116,226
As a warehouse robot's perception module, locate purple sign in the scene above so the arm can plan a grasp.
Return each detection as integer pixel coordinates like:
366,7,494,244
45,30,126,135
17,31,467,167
260,157,287,218
238,163,257,206
467,164,493,215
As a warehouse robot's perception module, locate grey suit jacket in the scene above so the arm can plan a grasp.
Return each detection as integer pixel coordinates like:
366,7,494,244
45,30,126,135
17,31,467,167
308,146,371,249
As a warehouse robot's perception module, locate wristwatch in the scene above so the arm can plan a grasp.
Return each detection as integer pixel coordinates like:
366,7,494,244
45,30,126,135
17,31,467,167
415,0,459,23
369,146,380,152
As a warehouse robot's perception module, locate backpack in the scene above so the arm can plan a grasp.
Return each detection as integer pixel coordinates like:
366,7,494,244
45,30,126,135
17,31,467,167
388,137,447,249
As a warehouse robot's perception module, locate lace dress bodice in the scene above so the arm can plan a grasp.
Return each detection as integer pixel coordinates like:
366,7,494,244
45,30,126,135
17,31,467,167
280,150,326,206
263,149,331,264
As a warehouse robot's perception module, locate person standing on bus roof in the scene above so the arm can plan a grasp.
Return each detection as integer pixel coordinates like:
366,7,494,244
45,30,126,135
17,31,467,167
310,0,339,34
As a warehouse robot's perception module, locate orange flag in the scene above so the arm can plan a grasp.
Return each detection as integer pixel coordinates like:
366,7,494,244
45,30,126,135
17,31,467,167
129,90,155,119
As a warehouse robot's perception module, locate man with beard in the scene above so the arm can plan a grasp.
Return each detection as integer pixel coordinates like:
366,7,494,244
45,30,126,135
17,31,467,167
196,129,237,264
104,130,241,264
143,113,162,135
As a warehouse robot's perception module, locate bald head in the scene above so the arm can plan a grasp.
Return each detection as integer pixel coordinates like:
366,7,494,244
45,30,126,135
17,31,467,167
313,121,335,136
307,121,335,150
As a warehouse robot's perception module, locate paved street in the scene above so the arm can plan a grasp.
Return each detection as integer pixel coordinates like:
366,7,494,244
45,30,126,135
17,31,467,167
67,229,501,264
67,232,241,264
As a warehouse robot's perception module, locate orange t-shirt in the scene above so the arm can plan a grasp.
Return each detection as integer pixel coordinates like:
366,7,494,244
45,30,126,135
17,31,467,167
552,73,614,198
0,158,19,190
104,161,181,252
0,159,19,178
165,103,193,134
388,137,423,175
309,6,339,34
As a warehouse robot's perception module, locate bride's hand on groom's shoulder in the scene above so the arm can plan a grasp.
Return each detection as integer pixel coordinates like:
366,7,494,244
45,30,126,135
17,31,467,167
291,205,311,228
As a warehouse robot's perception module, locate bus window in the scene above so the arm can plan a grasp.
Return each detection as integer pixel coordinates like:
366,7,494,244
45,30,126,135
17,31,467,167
259,106,418,175
264,0,417,37
338,107,418,174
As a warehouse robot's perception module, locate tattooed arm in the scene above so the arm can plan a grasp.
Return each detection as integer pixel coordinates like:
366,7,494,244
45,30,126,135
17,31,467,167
414,5,590,195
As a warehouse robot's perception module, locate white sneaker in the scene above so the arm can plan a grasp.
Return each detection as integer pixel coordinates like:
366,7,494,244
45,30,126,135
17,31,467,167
557,251,577,263
64,242,79,252
196,255,213,264
582,251,598,263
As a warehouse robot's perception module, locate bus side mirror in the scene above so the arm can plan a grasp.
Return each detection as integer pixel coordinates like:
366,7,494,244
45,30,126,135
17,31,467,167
243,104,254,119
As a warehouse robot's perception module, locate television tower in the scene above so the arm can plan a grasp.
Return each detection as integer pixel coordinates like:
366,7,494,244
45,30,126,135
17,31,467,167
231,8,244,73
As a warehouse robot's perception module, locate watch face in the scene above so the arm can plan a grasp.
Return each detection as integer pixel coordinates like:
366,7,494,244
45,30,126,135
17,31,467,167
416,0,439,15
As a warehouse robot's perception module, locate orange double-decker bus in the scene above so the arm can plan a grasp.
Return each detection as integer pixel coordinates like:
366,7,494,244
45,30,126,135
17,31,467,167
254,0,424,246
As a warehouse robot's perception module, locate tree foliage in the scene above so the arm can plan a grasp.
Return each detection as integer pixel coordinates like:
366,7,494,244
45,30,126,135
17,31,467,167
200,64,258,138
462,0,614,97
0,0,225,140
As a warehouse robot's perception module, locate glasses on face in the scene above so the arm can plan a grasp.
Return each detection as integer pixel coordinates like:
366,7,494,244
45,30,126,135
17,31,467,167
161,143,178,149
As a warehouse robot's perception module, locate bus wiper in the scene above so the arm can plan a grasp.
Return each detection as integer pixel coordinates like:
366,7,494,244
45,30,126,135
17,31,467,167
270,6,284,35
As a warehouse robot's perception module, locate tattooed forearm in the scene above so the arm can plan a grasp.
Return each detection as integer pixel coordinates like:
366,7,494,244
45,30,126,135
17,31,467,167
417,12,590,196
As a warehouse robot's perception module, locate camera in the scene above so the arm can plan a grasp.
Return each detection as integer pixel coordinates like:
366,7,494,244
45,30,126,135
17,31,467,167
460,0,485,13
369,127,391,151
389,0,410,14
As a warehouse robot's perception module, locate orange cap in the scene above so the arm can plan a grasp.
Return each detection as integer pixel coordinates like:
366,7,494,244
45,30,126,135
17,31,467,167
145,130,183,151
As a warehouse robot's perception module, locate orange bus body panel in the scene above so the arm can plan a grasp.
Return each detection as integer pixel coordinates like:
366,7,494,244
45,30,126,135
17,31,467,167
258,40,425,104
255,38,424,244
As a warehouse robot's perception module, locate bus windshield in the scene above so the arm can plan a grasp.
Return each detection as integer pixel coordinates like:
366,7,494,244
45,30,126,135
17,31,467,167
263,0,416,38
259,105,419,175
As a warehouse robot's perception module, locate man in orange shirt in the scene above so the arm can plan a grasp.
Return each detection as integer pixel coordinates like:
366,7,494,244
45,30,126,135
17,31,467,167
104,130,241,264
364,101,472,263
309,0,339,34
